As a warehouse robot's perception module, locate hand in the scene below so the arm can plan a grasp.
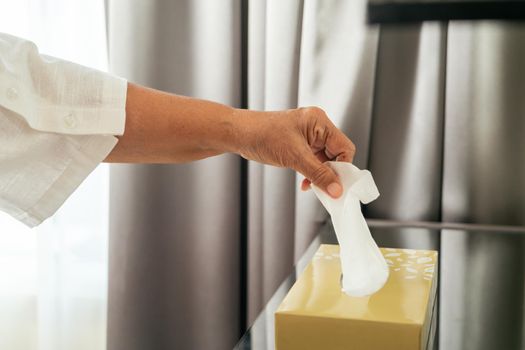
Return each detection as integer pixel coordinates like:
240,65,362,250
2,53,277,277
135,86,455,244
234,107,356,198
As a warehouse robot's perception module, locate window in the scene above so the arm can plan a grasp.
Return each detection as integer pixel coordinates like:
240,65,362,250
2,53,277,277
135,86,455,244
0,1,111,349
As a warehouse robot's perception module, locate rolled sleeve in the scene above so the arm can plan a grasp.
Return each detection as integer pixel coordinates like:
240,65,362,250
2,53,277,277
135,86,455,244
0,32,127,136
0,32,127,227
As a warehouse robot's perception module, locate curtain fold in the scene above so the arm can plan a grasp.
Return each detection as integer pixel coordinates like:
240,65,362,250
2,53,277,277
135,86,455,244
246,0,303,324
294,0,379,258
107,1,242,349
366,23,446,223
440,22,525,350
364,22,447,252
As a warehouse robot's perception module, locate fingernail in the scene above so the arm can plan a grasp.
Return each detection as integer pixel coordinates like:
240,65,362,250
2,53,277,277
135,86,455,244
327,182,342,198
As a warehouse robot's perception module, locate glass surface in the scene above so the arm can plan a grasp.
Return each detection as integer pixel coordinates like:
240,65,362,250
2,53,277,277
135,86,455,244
234,220,525,350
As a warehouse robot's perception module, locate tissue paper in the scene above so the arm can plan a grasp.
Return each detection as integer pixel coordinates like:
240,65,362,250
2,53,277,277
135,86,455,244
311,162,388,297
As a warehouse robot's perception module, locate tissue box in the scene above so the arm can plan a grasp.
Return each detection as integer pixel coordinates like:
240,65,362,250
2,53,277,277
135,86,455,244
275,245,438,350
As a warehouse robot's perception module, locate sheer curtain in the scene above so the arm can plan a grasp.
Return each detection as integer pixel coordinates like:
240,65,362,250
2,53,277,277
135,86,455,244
0,1,110,350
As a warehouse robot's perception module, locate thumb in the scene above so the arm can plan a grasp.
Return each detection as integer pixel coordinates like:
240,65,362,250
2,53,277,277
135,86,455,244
299,154,343,199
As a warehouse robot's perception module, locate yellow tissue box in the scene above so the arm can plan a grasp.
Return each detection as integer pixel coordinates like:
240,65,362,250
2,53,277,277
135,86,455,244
275,245,438,350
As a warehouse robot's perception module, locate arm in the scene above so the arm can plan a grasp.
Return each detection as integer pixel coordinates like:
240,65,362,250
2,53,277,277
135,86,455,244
106,83,356,198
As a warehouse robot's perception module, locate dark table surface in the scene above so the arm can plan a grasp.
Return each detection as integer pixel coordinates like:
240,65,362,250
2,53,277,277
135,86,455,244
367,0,525,23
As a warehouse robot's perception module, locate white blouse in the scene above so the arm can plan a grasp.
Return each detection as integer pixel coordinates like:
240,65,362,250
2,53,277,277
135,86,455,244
0,33,127,227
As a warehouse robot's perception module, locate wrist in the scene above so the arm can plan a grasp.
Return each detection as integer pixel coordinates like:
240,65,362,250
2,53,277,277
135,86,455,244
193,103,250,156
227,108,260,156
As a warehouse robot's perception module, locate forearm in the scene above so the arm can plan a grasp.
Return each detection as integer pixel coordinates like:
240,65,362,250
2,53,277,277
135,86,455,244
105,82,243,163
105,82,355,198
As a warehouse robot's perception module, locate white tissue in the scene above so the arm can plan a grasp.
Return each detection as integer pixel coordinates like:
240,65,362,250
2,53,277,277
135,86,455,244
312,162,389,297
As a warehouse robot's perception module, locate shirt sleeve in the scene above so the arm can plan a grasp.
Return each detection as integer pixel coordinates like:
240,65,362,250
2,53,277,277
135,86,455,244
0,32,127,135
0,32,127,227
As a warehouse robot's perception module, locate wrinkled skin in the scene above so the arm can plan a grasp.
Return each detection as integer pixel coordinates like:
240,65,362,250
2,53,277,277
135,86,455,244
107,83,356,199
235,107,356,198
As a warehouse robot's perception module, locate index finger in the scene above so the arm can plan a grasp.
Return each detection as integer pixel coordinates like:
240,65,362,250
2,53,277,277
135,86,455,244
324,125,356,163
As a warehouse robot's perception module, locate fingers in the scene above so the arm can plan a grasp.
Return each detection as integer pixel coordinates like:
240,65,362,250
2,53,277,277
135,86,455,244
298,152,343,198
301,149,328,191
294,106,357,198
301,122,354,194
324,126,356,163
301,178,311,190
301,107,356,163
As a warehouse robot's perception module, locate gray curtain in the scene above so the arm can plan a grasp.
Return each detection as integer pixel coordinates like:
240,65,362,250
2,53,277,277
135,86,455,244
107,1,242,349
106,1,525,349
440,22,525,350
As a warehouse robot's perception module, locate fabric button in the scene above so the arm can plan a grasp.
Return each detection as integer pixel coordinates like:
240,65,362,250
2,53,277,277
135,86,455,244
64,112,78,129
6,87,18,101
